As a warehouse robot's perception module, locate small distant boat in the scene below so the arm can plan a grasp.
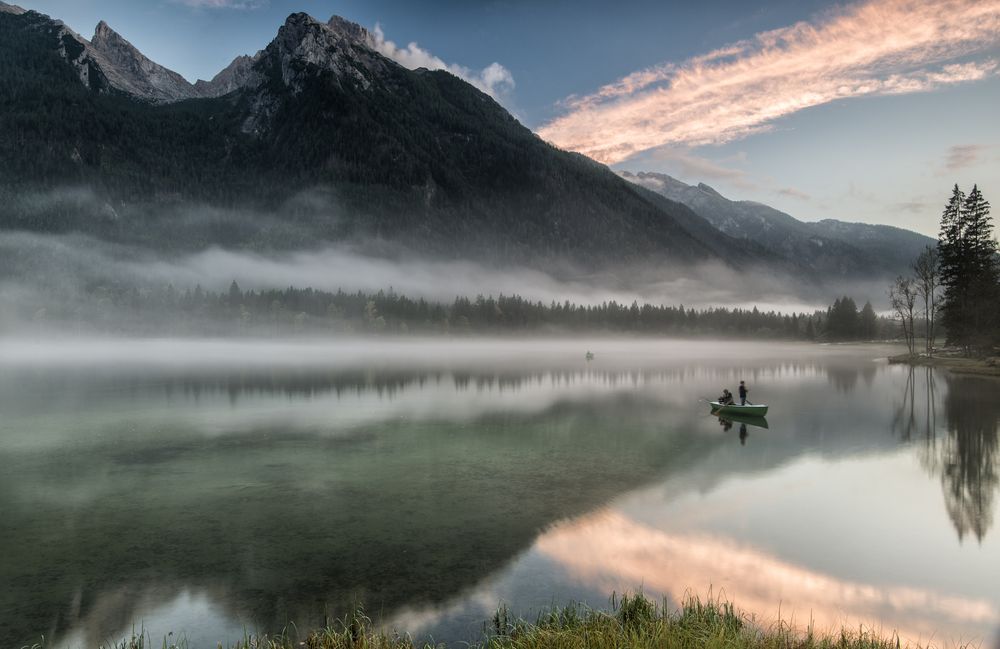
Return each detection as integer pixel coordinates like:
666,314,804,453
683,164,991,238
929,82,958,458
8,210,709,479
709,401,769,417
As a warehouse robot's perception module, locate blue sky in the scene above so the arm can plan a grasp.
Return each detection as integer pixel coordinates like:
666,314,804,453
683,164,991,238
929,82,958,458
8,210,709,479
14,0,1000,236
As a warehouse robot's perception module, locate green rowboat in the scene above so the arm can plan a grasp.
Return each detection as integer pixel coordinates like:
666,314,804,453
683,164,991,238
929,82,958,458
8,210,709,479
709,401,769,417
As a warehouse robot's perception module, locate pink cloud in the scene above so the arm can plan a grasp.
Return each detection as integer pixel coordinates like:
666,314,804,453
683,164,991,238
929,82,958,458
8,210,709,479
538,0,1000,164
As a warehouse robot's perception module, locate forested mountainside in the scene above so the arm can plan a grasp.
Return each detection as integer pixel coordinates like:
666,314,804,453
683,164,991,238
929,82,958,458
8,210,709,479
620,171,935,279
0,6,767,270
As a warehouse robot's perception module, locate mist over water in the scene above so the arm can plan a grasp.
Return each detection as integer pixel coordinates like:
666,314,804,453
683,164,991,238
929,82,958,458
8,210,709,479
0,339,997,649
0,231,892,332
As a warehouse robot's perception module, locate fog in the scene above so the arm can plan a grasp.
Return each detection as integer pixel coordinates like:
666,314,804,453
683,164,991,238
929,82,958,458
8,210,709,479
0,337,889,369
0,230,894,335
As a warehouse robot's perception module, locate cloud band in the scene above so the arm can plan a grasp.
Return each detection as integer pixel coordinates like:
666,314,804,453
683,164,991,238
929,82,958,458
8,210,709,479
538,0,1000,164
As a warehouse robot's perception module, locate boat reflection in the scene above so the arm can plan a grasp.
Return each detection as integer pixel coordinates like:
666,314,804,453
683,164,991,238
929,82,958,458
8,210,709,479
715,412,769,430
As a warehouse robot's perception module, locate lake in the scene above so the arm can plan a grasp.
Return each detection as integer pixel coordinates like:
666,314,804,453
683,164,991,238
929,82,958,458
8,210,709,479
0,339,997,648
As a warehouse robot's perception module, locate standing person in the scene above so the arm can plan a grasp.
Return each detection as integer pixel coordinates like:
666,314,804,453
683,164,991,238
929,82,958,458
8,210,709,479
738,380,749,405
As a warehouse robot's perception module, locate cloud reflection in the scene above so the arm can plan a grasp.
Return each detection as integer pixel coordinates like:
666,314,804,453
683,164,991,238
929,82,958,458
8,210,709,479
535,510,998,643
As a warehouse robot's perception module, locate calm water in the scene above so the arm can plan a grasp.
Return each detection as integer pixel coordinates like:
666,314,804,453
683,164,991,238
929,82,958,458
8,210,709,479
0,339,997,648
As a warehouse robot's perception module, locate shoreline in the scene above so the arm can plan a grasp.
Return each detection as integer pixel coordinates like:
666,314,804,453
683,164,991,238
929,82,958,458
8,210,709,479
61,594,951,649
887,352,1000,377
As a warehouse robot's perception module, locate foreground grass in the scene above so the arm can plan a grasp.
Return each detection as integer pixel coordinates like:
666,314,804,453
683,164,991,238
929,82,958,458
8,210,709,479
37,593,967,649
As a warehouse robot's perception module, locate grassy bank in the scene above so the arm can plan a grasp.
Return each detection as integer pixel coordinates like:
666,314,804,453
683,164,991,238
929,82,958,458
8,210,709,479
52,594,958,649
888,352,1000,377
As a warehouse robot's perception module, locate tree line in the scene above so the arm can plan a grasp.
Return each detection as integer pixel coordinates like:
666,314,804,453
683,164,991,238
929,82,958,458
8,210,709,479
16,281,894,339
889,184,999,357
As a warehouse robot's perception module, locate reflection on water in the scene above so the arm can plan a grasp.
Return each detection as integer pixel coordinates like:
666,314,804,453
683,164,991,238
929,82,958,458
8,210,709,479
941,375,999,542
0,340,997,648
894,367,1000,542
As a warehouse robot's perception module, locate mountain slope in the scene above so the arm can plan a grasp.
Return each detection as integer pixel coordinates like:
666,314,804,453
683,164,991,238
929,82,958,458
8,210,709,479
0,7,747,270
88,20,203,102
0,1,25,15
621,171,935,279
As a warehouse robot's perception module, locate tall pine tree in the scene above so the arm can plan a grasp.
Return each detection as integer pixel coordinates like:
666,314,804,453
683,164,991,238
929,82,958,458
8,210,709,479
938,184,1000,354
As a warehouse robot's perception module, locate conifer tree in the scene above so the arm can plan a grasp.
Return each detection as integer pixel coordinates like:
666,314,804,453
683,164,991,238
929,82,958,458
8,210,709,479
860,301,878,340
938,184,999,354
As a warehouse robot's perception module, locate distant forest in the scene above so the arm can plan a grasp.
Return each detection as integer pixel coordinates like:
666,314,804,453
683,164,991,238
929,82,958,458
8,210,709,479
15,282,895,339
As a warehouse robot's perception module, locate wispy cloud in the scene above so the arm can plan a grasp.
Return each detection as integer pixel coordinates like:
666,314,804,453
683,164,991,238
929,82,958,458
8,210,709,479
944,144,986,171
538,0,1000,164
370,24,515,102
776,187,811,201
893,200,929,214
639,148,755,189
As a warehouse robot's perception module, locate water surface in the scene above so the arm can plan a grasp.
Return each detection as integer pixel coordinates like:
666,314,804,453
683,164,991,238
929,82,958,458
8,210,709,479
0,339,997,648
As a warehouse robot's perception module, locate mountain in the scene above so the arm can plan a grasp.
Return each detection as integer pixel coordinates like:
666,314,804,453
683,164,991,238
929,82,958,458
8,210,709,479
0,1,25,15
620,171,935,279
0,6,769,271
88,20,204,103
193,53,259,97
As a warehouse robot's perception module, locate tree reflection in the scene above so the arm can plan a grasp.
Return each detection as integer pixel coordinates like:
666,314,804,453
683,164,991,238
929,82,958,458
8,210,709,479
940,375,999,542
826,362,877,394
896,367,999,542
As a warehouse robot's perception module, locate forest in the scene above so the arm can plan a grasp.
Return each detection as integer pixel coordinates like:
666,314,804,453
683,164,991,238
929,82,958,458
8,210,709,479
11,280,893,339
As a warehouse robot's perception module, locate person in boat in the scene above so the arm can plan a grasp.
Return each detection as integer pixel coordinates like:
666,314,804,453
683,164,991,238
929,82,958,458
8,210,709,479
738,380,749,405
718,389,734,405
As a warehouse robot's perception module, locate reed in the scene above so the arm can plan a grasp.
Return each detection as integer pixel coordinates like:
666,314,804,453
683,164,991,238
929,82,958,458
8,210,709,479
34,593,963,649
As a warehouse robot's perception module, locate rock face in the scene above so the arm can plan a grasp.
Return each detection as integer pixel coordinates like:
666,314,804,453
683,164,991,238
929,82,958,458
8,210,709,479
260,12,393,93
236,12,401,134
88,21,201,103
193,53,260,97
34,10,401,109
11,12,199,103
0,1,26,15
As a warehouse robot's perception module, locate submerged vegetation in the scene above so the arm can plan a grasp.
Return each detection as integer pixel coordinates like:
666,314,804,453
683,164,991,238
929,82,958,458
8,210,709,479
44,594,950,649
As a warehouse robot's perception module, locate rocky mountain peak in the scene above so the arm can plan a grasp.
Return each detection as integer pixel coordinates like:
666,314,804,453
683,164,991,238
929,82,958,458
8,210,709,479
194,53,260,97
237,11,394,134
262,11,393,93
87,20,200,103
0,1,26,15
327,15,373,44
93,19,115,42
696,182,725,199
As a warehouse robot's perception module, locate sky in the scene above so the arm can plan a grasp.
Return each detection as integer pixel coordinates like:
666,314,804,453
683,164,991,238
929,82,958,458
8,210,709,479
12,0,1000,236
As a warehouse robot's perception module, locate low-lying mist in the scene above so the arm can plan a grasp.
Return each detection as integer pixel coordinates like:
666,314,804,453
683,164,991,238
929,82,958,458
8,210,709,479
0,229,892,335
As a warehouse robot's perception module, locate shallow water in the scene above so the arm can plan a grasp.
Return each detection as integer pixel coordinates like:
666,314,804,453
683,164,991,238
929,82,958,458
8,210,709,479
0,339,997,648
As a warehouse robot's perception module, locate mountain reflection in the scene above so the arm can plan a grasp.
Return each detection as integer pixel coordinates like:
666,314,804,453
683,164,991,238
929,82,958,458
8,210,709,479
895,368,1000,542
1,343,994,648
